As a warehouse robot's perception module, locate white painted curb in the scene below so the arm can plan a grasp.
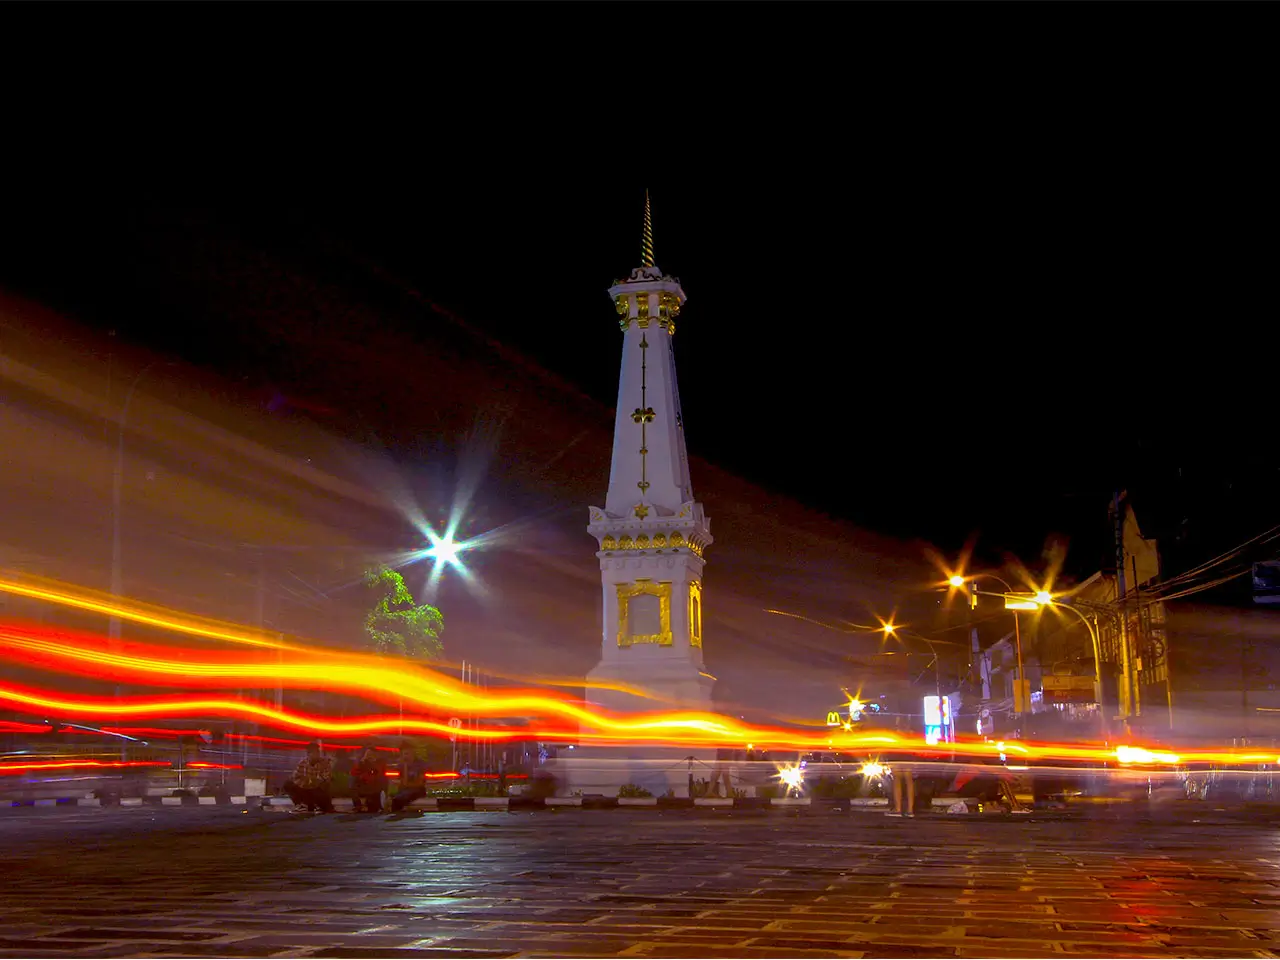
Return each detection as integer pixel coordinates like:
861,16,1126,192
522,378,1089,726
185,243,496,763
161,797,184,805
197,796,217,805
849,798,889,806
231,796,247,804
409,799,438,809
121,797,143,806
545,797,583,806
770,797,811,806
694,798,734,806
77,798,101,807
617,797,658,806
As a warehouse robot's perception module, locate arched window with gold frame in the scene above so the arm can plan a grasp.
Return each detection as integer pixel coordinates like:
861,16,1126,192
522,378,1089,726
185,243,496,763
689,580,703,648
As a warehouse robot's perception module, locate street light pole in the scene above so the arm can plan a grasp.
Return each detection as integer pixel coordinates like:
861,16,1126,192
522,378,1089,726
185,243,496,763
952,574,1027,721
1044,599,1110,741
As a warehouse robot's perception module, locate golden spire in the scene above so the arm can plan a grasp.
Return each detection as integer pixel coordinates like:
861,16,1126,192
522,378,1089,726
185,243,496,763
640,190,654,268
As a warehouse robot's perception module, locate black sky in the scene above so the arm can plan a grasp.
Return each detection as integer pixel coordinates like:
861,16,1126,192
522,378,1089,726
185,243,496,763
2,119,1275,584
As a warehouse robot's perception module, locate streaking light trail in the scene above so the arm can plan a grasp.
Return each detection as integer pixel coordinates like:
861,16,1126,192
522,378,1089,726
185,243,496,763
0,574,665,701
3,679,1278,767
4,574,1280,769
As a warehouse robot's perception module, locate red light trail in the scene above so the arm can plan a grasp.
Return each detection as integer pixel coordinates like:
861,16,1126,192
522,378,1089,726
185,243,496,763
1,574,1278,772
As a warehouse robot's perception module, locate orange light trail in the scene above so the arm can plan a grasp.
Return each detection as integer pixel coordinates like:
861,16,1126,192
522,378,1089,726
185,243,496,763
2,679,1279,767
0,574,662,701
0,622,770,739
4,576,1280,770
0,760,169,775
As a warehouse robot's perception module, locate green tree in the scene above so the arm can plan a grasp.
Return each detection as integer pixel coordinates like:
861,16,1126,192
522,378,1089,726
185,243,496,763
363,565,444,659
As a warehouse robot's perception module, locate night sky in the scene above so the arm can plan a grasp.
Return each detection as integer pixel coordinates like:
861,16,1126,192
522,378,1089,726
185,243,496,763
1,152,1275,587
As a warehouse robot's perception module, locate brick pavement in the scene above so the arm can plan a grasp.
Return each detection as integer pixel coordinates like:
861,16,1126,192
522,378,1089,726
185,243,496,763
2,805,1279,958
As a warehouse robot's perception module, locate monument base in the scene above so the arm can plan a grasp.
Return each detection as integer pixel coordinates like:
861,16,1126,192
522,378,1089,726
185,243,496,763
546,744,726,799
584,656,715,715
567,652,719,798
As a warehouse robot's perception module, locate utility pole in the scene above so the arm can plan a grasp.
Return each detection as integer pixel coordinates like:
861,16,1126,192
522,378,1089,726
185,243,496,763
1114,491,1134,725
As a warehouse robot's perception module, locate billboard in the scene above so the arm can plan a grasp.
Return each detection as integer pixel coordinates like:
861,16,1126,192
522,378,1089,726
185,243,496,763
1041,675,1096,704
923,695,954,745
1254,561,1280,606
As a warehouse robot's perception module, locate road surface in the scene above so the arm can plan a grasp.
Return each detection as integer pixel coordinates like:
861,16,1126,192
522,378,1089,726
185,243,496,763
2,804,1278,958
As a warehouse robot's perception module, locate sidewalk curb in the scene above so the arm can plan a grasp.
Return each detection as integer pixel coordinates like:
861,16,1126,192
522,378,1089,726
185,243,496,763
3,795,253,809
1,794,979,813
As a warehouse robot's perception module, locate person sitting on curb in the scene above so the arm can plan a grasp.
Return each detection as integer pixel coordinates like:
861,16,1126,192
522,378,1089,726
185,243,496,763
284,741,335,813
351,747,388,813
389,742,428,812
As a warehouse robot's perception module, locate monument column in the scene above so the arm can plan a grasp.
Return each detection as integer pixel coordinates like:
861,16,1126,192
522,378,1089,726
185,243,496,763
586,193,714,714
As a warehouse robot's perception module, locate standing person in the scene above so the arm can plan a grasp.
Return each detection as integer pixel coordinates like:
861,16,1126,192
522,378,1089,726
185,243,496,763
707,747,733,797
283,741,335,813
888,763,915,817
351,747,388,813
389,742,428,813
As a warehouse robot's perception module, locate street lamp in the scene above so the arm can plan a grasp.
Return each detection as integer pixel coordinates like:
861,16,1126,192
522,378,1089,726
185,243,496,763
988,588,1110,740
949,573,1028,718
881,619,955,742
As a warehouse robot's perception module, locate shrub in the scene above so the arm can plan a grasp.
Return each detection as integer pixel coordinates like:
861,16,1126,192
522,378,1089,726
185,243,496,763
689,777,714,798
618,784,653,798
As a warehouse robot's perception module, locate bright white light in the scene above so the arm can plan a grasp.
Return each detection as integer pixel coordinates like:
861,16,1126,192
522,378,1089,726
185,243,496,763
1034,591,1053,605
860,762,886,778
426,533,463,566
776,764,804,794
948,575,966,588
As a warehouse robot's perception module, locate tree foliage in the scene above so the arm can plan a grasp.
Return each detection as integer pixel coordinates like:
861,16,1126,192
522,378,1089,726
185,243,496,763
363,565,444,659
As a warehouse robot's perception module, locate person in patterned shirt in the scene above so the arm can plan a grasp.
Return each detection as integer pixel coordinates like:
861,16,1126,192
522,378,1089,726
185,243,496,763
284,741,334,812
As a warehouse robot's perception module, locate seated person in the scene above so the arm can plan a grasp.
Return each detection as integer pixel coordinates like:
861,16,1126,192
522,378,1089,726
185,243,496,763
351,747,388,813
283,741,335,812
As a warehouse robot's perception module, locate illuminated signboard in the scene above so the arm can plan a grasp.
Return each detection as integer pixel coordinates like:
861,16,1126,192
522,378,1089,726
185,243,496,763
923,695,942,726
924,695,955,745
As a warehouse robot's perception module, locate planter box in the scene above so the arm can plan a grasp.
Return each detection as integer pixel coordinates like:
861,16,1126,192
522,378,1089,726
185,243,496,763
435,797,474,811
657,797,695,809
694,798,734,807
617,797,658,806
545,796,583,806
770,797,812,806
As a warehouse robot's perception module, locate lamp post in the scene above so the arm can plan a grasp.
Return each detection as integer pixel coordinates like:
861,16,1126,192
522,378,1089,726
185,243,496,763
949,574,1028,719
975,588,1111,741
884,622,963,743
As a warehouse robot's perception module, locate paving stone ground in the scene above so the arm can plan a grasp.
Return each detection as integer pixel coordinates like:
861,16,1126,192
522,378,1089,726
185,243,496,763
3,804,1280,958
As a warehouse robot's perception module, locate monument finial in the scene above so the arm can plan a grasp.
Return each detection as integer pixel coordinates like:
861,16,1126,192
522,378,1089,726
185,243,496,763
640,190,655,268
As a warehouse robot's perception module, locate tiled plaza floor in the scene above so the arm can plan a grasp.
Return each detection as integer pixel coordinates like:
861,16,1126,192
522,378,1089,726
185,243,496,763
3,804,1279,958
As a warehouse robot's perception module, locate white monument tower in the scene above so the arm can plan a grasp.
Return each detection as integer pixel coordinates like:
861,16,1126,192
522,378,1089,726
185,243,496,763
586,194,715,714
